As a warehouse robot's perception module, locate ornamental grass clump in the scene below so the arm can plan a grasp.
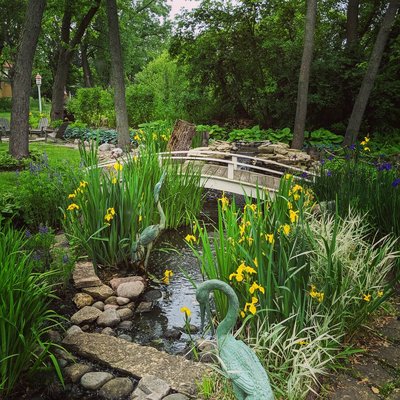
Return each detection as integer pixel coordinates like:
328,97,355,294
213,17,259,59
188,175,399,398
0,225,62,397
63,148,203,267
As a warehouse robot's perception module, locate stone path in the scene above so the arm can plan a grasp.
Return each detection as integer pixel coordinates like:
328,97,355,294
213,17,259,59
324,296,400,399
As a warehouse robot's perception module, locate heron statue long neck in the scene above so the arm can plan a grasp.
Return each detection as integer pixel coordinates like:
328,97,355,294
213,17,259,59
197,279,239,340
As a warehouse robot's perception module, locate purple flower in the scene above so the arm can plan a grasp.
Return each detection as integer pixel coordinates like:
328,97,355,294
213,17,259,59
327,170,332,177
392,178,400,188
320,159,325,165
377,162,392,171
62,254,69,264
33,251,41,261
328,155,334,161
39,225,49,234
349,144,356,151
300,172,308,179
25,229,32,238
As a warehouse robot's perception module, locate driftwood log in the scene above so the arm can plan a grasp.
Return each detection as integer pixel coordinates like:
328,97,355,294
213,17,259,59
167,120,197,152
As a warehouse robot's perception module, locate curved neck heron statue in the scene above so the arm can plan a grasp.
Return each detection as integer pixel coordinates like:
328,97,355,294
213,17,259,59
196,279,274,400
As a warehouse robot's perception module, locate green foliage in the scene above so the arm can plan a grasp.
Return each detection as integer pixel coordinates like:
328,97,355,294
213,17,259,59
133,120,172,152
0,225,62,397
16,154,78,229
310,153,400,237
67,87,115,128
64,126,119,144
63,148,203,267
196,125,228,141
304,128,343,146
24,226,55,272
0,98,12,112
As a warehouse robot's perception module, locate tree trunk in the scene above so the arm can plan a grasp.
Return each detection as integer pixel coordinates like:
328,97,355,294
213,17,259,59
167,120,197,151
291,0,317,150
50,0,100,121
81,42,92,87
346,0,359,49
344,0,400,146
9,0,46,159
106,0,131,148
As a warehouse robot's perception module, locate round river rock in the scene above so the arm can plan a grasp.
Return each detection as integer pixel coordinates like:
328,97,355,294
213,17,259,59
99,377,134,399
116,281,145,300
80,371,113,390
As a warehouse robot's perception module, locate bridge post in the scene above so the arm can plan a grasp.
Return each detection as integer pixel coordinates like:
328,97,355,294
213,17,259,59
228,162,234,179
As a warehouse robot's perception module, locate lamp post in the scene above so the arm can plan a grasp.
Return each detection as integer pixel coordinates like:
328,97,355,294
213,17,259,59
35,73,42,113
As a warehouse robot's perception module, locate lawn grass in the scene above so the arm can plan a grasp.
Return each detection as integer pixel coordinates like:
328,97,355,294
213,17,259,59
0,142,80,192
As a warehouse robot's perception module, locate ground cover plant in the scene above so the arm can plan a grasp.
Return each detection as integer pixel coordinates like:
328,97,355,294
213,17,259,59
0,225,63,397
187,176,399,399
63,146,203,267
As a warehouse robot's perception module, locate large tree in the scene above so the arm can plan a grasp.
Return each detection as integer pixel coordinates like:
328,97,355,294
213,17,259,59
105,0,130,147
50,0,100,121
9,0,46,159
291,0,317,150
344,0,400,146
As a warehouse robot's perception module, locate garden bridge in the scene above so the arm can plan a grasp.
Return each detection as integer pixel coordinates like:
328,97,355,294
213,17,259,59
100,149,315,198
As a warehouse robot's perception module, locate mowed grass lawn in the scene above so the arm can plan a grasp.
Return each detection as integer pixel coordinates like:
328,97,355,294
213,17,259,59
0,142,80,192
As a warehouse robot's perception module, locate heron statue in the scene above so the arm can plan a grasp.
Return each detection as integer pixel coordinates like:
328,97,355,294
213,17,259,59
196,279,274,400
131,171,167,269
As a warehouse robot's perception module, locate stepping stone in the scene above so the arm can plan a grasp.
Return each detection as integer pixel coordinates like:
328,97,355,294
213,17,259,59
83,284,114,300
99,377,134,400
73,293,94,308
381,318,400,342
64,363,93,383
81,371,114,390
110,276,145,291
73,261,102,288
97,309,121,327
353,360,395,387
372,345,400,369
131,375,170,400
117,282,145,300
163,395,190,400
63,332,210,397
71,306,102,325
328,375,379,399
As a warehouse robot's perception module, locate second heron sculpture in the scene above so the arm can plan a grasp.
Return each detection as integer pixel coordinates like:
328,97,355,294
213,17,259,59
196,279,274,400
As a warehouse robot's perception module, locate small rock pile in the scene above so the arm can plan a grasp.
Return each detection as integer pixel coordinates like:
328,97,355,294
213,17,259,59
70,261,153,341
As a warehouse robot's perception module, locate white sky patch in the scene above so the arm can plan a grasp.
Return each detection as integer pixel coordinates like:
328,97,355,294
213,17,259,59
168,0,200,18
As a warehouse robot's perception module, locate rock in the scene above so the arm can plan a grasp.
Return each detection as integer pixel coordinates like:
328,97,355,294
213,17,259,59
117,281,145,300
57,358,68,368
92,301,105,311
73,261,102,289
82,284,114,301
47,329,62,343
117,308,133,321
97,309,121,327
164,329,182,340
109,276,145,291
64,363,93,383
105,296,119,305
104,304,119,311
163,395,190,400
65,325,83,337
101,327,116,336
118,320,133,330
99,377,134,400
80,371,114,390
131,375,170,400
56,348,76,363
119,334,132,342
81,325,90,331
196,339,216,353
116,297,131,306
71,306,102,325
142,289,162,302
73,293,94,308
119,302,136,311
135,302,152,314
111,148,123,158
62,333,210,396
98,143,113,152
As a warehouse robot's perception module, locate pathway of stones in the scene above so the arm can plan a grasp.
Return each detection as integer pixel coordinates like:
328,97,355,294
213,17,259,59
324,295,400,399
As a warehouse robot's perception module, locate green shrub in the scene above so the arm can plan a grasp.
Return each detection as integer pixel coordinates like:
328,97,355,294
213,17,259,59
0,225,62,397
126,84,154,126
132,120,172,152
0,98,12,112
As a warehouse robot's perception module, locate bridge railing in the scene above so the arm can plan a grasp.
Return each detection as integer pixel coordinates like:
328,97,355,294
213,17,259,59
157,150,316,181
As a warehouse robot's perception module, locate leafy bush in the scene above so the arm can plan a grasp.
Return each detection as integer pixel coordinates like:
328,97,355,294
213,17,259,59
64,126,119,144
16,154,79,229
67,87,115,127
132,120,172,152
63,148,203,267
304,128,343,147
196,124,228,141
0,225,62,397
0,97,12,112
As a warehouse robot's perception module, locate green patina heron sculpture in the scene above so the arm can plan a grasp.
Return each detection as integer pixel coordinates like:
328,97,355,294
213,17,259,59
196,279,274,400
131,171,166,269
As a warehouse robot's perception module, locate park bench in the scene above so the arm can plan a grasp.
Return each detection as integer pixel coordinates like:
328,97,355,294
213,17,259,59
30,117,49,136
0,118,10,142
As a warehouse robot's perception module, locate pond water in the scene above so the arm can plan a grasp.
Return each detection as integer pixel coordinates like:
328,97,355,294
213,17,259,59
126,190,245,355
